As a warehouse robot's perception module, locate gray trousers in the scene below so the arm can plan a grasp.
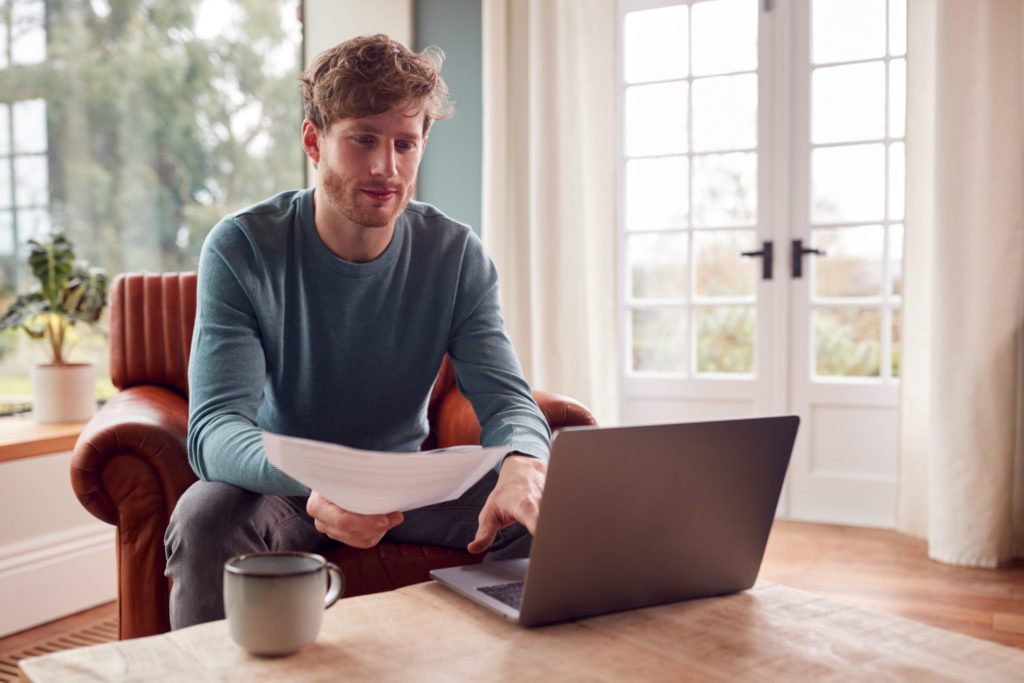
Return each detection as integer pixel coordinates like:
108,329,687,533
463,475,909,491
164,470,530,629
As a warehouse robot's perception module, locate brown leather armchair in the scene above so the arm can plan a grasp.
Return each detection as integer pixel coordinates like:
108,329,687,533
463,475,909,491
71,272,596,640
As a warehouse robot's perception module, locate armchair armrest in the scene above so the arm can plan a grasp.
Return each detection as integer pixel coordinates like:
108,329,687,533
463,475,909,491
70,385,195,639
71,385,194,525
433,386,597,449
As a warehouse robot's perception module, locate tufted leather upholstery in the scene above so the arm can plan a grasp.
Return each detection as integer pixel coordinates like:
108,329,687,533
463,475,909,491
71,272,597,640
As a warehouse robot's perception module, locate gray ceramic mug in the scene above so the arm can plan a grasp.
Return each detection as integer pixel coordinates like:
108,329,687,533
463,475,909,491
223,551,344,656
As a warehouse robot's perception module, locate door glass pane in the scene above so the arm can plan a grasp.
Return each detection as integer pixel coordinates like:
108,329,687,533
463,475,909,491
693,74,757,152
889,224,903,297
889,59,906,137
812,226,883,298
812,144,885,223
633,307,688,373
811,0,885,64
625,157,688,231
692,152,756,227
694,229,757,297
628,233,688,300
814,307,881,377
696,306,754,373
889,141,905,220
625,82,688,157
890,0,907,56
891,308,901,377
691,0,757,76
812,63,885,144
624,5,688,83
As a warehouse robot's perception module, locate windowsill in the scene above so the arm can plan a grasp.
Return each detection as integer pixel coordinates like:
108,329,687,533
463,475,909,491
0,414,86,463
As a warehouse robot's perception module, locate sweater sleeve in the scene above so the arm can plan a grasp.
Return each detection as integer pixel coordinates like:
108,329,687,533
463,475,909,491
187,223,309,496
446,234,551,463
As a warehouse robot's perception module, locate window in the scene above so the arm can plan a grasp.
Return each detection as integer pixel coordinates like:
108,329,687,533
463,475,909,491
0,0,305,413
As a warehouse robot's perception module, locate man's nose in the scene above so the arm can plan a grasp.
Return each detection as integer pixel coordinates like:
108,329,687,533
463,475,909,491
370,145,398,178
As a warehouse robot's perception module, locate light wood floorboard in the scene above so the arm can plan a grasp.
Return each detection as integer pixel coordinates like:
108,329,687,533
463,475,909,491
761,519,1024,650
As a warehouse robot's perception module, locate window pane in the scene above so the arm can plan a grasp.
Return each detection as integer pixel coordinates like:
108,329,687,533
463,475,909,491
625,82,688,157
812,144,885,223
625,157,688,231
692,152,756,227
628,232,688,300
812,63,885,144
0,212,11,256
812,0,886,64
632,307,688,374
0,104,9,152
696,306,754,373
814,307,881,377
624,5,688,83
691,0,757,76
0,161,9,208
694,229,757,297
0,1,304,409
13,99,46,154
11,0,46,66
812,226,883,298
14,155,47,206
692,74,757,152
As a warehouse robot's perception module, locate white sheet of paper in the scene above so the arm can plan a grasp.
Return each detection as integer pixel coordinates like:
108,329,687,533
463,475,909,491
261,431,507,514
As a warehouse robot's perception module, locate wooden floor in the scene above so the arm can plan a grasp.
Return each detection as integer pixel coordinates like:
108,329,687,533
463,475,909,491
0,519,1022,673
760,519,1024,650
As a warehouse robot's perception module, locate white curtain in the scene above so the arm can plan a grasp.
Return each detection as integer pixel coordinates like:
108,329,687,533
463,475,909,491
481,0,619,424
898,0,1024,566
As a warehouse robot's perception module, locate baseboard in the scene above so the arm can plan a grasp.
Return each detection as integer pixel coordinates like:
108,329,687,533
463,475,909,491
0,523,116,638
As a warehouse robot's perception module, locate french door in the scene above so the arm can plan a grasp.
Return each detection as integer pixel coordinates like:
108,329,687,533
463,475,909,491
618,0,906,526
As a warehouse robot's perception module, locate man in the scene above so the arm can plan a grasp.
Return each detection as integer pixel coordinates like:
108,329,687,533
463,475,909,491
165,34,550,629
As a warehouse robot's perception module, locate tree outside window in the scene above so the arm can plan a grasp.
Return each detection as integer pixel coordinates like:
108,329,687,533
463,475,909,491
0,0,305,412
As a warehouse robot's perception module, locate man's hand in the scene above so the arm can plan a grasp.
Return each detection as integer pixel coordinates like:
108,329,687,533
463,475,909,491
306,491,403,548
467,454,546,554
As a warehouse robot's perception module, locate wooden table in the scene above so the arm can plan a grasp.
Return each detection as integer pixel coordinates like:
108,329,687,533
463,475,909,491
18,581,1024,681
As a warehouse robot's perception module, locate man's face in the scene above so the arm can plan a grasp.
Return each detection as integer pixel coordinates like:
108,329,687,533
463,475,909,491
305,102,427,233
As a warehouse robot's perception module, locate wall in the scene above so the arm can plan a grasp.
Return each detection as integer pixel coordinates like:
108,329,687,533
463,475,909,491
414,0,484,231
0,451,115,637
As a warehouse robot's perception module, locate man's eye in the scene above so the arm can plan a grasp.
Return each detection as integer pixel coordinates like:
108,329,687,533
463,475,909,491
396,141,415,152
354,136,374,145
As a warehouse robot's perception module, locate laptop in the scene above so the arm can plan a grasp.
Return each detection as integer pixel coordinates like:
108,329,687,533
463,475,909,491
430,415,799,627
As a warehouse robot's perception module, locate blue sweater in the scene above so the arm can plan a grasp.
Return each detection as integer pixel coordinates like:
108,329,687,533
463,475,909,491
187,188,550,496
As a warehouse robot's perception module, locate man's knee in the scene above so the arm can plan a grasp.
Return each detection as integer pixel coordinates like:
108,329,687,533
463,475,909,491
165,480,259,558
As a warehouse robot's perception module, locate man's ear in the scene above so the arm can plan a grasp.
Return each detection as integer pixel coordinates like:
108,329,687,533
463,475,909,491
301,118,321,166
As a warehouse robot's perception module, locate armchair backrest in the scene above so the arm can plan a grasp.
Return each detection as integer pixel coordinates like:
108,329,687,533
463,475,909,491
109,272,198,397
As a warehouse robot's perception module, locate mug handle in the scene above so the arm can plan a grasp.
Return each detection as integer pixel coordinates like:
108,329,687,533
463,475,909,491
324,561,344,609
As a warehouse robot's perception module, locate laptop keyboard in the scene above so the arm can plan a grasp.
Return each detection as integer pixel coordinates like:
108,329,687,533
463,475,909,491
477,581,525,609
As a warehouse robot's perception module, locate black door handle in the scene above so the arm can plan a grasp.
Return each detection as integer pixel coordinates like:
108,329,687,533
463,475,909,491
740,240,773,280
791,239,825,279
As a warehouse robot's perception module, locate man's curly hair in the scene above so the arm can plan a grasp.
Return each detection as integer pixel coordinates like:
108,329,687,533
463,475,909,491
300,34,453,134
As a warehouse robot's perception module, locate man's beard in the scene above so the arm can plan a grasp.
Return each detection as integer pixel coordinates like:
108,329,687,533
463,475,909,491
320,165,414,229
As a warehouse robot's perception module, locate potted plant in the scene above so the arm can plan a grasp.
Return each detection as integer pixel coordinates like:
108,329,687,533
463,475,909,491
0,233,109,422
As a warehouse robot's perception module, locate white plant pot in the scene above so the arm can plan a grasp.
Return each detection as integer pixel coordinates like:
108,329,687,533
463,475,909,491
31,363,97,423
